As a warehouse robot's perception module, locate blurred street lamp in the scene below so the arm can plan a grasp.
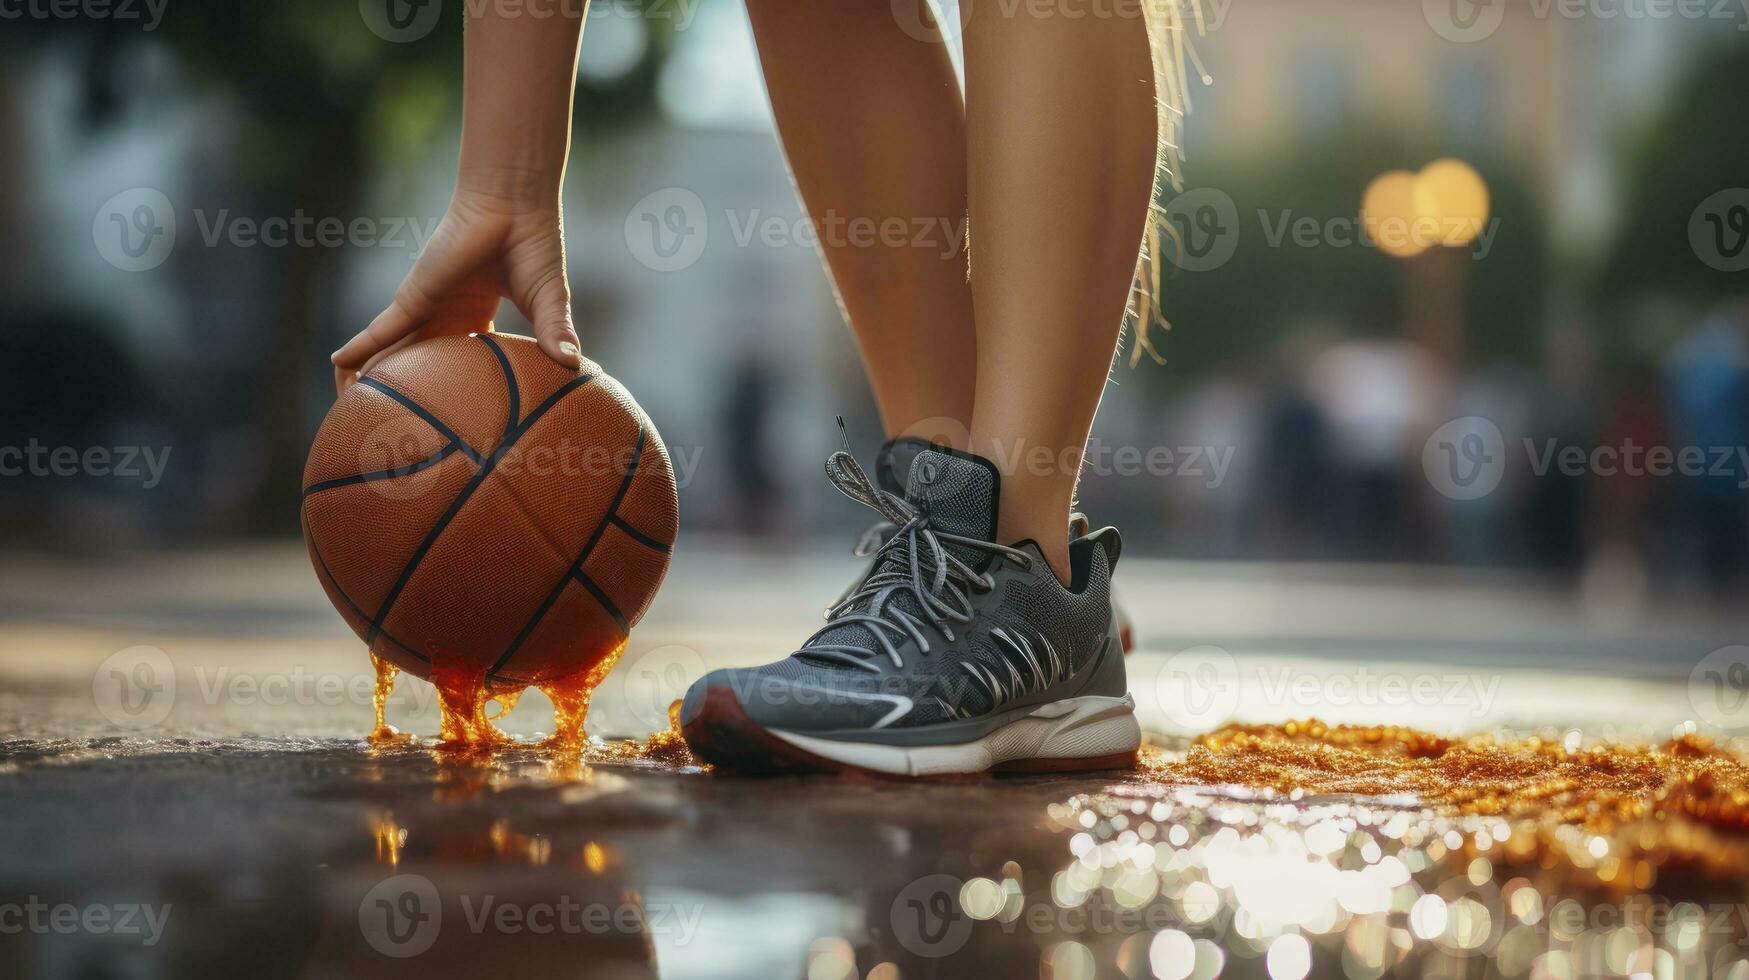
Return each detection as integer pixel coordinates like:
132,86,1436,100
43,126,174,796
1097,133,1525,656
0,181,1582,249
1415,159,1491,248
1361,159,1493,365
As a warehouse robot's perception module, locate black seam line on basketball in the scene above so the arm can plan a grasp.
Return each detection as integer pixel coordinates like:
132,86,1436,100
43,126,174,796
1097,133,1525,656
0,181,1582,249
300,442,463,497
607,514,672,553
571,570,630,633
356,377,484,465
363,372,598,647
302,505,430,664
488,423,649,676
473,333,519,436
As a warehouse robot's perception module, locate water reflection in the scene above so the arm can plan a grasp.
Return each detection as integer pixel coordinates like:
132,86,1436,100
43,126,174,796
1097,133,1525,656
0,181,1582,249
986,719,1749,979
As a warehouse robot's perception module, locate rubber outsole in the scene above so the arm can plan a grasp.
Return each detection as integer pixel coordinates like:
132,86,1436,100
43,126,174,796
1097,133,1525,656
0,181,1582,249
680,686,1139,778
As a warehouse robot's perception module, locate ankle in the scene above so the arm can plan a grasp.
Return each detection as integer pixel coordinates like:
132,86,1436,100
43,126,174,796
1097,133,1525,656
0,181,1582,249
999,516,1072,586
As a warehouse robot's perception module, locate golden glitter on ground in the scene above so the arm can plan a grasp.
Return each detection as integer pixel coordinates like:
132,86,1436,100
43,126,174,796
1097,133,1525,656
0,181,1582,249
1135,720,1749,882
1143,720,1749,828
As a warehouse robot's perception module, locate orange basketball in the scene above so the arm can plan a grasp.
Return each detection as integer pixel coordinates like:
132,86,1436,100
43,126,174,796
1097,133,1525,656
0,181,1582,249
300,332,677,688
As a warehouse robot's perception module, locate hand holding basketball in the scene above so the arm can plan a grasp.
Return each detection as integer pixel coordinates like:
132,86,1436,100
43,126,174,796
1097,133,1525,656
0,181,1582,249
303,333,678,688
331,185,583,393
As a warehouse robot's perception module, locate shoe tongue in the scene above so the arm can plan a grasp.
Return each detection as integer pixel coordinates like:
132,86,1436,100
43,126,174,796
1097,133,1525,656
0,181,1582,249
802,447,1001,669
876,438,930,496
905,448,999,555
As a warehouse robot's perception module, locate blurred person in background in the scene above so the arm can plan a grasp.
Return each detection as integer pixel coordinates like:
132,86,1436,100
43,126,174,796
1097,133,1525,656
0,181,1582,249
1307,336,1442,561
1660,298,1749,592
1255,322,1337,559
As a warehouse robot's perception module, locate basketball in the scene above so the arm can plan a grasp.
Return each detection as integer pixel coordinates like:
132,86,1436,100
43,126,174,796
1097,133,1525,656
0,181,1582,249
300,332,677,689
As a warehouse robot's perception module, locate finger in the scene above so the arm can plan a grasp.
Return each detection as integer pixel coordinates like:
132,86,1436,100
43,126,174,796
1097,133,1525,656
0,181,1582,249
515,268,582,370
331,225,500,371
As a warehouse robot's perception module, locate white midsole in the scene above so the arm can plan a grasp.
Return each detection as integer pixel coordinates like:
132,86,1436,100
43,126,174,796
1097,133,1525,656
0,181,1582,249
769,695,1141,776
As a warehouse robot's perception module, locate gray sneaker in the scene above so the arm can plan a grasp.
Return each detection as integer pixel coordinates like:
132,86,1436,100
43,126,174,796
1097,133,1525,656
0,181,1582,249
679,445,1140,776
847,437,1136,655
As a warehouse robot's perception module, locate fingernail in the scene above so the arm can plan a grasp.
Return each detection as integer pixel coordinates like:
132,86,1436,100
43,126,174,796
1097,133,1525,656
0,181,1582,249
559,340,581,362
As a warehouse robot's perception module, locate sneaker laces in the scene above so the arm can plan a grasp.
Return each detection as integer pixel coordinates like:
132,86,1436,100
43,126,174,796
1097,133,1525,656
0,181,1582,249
802,450,1032,673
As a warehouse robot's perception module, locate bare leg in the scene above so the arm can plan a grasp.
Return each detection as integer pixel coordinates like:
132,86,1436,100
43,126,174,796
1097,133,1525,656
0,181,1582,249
744,0,975,445
964,1,1158,582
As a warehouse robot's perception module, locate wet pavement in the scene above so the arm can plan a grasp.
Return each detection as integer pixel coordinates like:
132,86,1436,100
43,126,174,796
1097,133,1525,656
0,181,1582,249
3,541,1748,979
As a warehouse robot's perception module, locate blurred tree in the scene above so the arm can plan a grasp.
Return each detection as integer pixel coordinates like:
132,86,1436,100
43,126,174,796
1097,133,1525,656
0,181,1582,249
2,1,673,534
1137,123,1546,397
1598,39,1749,308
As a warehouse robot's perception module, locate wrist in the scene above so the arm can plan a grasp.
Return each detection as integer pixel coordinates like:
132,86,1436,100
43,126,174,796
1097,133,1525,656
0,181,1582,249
455,165,564,210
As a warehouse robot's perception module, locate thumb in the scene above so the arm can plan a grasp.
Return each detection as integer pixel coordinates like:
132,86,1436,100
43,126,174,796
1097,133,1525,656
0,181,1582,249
518,271,583,371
